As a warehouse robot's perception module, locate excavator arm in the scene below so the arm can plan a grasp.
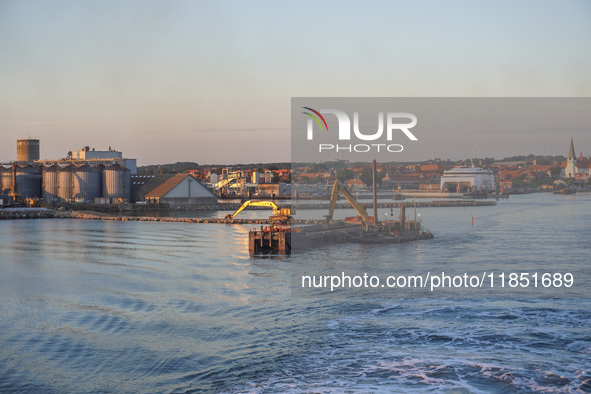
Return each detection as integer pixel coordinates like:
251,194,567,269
225,200,290,219
325,180,370,227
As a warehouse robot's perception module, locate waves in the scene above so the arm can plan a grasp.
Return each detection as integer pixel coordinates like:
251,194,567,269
1,193,590,392
237,299,591,393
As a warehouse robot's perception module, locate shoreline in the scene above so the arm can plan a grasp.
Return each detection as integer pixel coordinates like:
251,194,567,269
0,200,495,222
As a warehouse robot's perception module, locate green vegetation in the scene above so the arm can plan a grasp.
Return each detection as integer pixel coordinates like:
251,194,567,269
306,163,328,173
137,162,291,175
137,153,567,178
511,178,554,189
549,164,562,177
496,154,565,165
137,162,199,176
336,168,354,182
359,167,385,186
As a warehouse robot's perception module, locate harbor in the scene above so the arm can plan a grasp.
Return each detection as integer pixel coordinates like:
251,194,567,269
1,133,589,394
2,2,590,392
1,190,589,393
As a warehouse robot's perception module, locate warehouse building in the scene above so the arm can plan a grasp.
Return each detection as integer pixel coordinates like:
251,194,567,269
139,174,217,205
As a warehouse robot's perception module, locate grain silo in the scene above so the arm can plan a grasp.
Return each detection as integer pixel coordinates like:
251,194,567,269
0,166,9,194
16,165,42,198
102,163,131,200
17,139,40,162
42,165,59,202
73,164,101,203
58,165,74,202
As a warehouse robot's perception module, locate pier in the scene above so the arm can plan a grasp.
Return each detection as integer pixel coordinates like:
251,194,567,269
248,222,363,254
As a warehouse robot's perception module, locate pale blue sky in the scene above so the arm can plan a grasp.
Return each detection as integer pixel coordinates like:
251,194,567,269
1,1,590,164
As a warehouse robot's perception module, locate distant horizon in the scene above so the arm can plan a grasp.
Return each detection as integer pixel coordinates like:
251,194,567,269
0,134,585,167
0,148,577,168
136,153,572,169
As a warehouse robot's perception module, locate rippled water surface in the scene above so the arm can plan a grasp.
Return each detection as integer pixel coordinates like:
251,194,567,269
1,193,590,393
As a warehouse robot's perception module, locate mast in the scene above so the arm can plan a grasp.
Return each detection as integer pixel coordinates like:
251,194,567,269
372,160,378,225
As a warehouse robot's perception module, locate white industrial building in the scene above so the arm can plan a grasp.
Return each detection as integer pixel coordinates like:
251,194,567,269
440,167,495,192
70,146,137,174
144,174,217,205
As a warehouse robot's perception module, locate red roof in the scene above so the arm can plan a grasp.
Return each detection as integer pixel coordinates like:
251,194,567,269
346,179,365,185
145,174,195,198
577,159,591,169
421,164,440,171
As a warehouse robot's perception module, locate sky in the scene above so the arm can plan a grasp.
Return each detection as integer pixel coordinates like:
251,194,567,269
1,0,590,165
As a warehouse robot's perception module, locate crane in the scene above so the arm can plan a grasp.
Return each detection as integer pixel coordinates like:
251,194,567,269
325,180,374,231
225,200,292,223
9,163,21,204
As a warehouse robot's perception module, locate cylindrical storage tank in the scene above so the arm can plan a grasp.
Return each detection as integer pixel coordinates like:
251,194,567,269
58,165,74,202
123,168,131,200
102,163,131,200
73,164,101,203
16,165,42,198
17,139,40,162
0,166,6,194
1,166,14,195
42,165,59,202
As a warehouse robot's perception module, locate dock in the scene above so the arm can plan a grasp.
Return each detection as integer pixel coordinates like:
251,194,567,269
248,222,362,254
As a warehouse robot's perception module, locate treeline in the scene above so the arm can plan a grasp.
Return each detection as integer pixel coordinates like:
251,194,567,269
137,162,291,176
495,154,566,165
137,162,200,175
137,154,568,176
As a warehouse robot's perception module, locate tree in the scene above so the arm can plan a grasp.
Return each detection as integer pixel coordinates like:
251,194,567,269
549,164,562,178
312,175,324,184
271,172,281,183
307,163,327,173
337,168,354,182
360,167,385,186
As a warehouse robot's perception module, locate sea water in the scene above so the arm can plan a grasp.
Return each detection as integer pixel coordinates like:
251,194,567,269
0,193,589,392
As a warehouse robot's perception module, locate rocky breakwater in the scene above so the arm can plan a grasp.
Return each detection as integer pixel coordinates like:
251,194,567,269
295,200,496,210
0,208,72,220
70,211,321,225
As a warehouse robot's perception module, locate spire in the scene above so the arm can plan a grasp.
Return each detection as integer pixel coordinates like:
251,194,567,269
568,138,575,160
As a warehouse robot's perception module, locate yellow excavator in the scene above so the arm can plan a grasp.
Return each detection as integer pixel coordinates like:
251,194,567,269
324,180,375,231
225,200,292,224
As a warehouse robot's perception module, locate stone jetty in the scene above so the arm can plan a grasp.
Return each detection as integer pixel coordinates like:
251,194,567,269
0,199,493,223
68,211,321,225
0,209,71,220
294,200,496,210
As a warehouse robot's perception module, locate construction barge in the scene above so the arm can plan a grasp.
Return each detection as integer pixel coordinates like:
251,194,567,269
249,160,434,254
248,207,433,254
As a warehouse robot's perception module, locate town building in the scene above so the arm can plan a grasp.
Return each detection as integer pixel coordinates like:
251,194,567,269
565,138,577,178
256,183,291,198
561,138,590,179
440,167,495,192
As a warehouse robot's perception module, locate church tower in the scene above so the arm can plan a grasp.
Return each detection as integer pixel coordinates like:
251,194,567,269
565,138,577,178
